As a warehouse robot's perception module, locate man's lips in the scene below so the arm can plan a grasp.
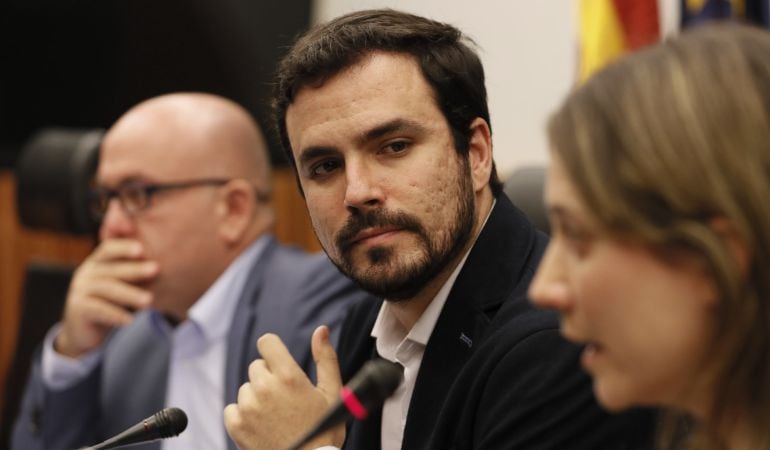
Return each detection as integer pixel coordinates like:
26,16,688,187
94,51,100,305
348,226,403,247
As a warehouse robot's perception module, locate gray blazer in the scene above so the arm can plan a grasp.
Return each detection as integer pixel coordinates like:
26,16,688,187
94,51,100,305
11,236,374,450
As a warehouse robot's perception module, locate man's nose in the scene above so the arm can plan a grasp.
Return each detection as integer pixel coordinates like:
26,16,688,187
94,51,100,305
343,159,385,212
99,198,137,240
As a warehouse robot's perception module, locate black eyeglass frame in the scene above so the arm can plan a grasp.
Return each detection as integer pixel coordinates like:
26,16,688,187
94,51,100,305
89,178,233,220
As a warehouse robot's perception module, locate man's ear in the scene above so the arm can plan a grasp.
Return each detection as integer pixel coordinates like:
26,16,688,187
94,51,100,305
217,179,256,245
467,117,493,192
710,217,751,278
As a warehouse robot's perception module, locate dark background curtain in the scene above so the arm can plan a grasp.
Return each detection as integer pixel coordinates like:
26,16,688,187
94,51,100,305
0,0,312,169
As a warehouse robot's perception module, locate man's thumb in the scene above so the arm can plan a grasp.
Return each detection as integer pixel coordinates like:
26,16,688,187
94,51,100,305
311,325,342,403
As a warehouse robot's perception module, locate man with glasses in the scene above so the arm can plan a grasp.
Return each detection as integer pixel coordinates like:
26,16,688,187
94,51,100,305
11,92,372,450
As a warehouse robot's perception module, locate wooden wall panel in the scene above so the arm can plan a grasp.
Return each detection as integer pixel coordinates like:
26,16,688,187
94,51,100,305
271,168,321,253
0,170,94,420
0,167,319,424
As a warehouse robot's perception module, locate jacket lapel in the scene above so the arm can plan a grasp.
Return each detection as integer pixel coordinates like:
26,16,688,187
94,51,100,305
224,238,276,450
401,196,538,449
101,314,170,450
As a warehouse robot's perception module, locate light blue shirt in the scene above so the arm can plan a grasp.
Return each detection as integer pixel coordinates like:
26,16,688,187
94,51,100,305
42,237,268,450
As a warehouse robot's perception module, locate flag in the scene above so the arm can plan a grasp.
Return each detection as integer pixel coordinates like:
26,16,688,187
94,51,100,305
681,0,770,28
578,0,660,82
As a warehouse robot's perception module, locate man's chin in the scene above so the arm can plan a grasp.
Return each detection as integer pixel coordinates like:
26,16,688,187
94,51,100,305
336,244,436,299
353,278,424,300
346,265,429,300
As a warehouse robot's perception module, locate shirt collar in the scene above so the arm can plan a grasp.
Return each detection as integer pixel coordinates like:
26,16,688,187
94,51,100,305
150,235,269,343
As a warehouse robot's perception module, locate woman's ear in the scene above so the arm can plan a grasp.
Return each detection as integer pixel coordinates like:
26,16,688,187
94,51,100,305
217,179,256,245
710,217,751,278
466,117,493,192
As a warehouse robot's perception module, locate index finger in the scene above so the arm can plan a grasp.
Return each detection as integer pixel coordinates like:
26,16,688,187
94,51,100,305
256,333,304,379
91,239,146,262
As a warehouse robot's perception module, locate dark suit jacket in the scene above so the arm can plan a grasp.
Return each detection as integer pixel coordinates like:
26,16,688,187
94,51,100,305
338,196,655,449
11,236,375,450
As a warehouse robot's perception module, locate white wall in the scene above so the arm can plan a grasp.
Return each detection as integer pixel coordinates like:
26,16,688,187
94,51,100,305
311,0,680,178
311,1,578,177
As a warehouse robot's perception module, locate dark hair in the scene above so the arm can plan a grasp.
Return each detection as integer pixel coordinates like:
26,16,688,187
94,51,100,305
272,8,503,195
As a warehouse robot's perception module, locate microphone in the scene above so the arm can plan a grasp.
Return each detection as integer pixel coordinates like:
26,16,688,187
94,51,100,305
81,407,188,450
286,359,403,450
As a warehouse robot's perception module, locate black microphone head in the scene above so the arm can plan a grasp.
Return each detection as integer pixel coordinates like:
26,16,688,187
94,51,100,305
348,359,403,409
88,408,189,449
153,407,188,438
284,360,403,450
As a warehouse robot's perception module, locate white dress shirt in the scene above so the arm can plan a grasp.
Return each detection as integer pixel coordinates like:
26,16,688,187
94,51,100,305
371,251,469,450
42,237,268,450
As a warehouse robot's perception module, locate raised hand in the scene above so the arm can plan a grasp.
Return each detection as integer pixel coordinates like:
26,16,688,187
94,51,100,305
224,326,345,450
55,239,158,357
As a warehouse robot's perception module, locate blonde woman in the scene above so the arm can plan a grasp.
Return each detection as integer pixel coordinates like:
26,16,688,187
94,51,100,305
530,24,770,450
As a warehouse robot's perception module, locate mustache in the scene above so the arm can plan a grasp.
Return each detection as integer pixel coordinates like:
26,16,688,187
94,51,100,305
335,209,425,254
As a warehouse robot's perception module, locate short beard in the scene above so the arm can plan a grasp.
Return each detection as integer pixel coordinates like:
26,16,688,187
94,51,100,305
331,158,476,300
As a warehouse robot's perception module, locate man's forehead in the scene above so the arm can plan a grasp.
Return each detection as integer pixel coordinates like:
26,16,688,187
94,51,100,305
286,53,440,147
293,51,422,96
98,134,198,185
97,152,161,185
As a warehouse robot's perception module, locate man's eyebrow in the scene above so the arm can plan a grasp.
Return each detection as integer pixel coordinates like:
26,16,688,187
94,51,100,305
96,174,149,189
297,118,427,168
355,118,427,147
298,146,338,169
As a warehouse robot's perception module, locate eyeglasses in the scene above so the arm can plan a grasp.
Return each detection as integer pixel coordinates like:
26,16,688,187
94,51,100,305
90,178,231,220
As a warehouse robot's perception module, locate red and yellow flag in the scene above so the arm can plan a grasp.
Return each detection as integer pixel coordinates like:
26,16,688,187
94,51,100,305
578,0,660,82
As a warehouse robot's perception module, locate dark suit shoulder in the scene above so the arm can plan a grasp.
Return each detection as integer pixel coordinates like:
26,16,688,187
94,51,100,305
262,243,340,283
254,242,367,316
338,297,382,383
239,240,375,379
431,307,656,450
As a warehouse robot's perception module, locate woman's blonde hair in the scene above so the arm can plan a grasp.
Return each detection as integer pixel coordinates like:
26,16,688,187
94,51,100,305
548,24,770,449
